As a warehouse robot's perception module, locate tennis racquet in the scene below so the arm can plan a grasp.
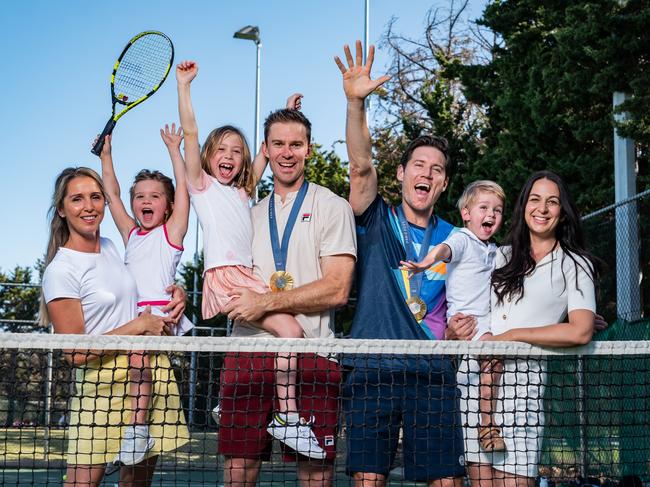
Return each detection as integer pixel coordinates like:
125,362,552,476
91,31,174,156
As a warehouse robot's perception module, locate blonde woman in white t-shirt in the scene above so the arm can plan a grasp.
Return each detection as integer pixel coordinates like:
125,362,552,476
176,59,325,459
40,167,189,487
454,171,603,487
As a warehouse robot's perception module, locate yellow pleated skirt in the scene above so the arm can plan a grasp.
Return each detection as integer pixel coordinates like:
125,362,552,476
67,352,190,465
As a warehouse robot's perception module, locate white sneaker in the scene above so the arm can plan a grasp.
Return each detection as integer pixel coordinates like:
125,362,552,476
112,425,155,466
266,414,326,460
211,404,221,424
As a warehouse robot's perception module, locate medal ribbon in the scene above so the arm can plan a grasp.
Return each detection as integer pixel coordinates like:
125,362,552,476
396,205,434,300
269,181,310,271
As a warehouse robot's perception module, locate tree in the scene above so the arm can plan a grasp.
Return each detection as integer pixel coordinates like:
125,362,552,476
372,0,489,224
454,0,649,213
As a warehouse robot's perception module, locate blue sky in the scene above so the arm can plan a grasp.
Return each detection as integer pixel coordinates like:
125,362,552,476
0,0,484,275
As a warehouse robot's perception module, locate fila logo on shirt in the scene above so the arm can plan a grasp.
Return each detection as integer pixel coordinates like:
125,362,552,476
301,213,312,222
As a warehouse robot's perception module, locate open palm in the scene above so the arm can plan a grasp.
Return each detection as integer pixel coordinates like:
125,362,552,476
335,40,390,101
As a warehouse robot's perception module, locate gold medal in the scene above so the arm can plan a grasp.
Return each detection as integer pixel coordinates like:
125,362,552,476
270,271,294,292
406,296,427,322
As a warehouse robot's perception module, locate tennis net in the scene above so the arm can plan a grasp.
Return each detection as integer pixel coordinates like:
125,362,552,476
1,333,649,486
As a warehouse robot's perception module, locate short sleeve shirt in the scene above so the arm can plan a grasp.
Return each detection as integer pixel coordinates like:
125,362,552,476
490,246,597,335
348,195,456,374
230,182,357,339
42,238,138,335
443,228,497,319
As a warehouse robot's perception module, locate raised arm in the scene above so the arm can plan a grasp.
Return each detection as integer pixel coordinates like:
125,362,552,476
160,123,189,246
335,41,390,215
97,134,136,244
253,93,304,184
176,60,203,188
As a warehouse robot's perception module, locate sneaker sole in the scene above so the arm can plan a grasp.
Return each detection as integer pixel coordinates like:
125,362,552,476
266,428,327,460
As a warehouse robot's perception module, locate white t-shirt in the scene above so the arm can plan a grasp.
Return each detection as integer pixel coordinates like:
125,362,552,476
188,170,253,273
490,245,597,335
42,238,138,335
443,228,497,334
231,182,357,340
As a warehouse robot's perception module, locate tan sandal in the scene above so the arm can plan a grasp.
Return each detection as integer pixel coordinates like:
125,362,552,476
479,425,506,452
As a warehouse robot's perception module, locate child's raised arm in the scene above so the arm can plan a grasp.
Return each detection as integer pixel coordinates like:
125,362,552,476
160,123,189,247
97,134,136,245
253,93,304,183
400,243,451,276
176,60,202,188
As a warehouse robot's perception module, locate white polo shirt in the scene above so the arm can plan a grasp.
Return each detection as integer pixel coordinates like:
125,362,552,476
443,228,497,329
231,182,357,340
490,245,597,335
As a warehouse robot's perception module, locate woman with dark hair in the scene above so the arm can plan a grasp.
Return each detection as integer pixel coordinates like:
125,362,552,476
40,167,189,486
457,170,603,487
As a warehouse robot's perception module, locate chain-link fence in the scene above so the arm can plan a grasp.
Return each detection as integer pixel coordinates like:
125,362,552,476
582,188,649,327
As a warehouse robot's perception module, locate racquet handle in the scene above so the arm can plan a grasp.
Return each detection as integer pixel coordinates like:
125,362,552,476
91,117,117,156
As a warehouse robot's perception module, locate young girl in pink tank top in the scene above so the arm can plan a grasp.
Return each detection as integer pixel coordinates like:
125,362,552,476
97,125,191,466
177,59,324,459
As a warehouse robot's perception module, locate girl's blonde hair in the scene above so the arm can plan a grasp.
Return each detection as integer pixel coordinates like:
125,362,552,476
200,125,255,198
39,167,107,327
457,180,506,211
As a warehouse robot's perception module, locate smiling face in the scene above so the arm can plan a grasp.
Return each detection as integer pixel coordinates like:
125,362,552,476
524,178,562,240
397,146,449,220
208,132,245,186
59,176,105,242
131,179,170,230
461,191,504,242
263,121,311,194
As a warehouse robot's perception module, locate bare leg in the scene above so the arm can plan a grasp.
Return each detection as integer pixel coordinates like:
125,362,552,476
468,462,501,487
256,313,304,415
501,471,535,487
352,472,387,487
129,351,152,425
63,464,105,487
297,459,334,487
118,455,158,487
478,333,505,451
223,456,261,487
428,476,464,487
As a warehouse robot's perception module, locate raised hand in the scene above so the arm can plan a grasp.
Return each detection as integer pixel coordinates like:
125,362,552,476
176,60,198,86
160,123,183,151
334,40,390,102
92,134,112,159
286,93,303,110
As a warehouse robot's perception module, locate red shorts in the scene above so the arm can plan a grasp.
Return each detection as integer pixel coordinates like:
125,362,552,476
217,352,341,462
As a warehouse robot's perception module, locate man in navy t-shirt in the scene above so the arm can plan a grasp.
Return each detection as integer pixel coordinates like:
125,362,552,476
335,41,469,485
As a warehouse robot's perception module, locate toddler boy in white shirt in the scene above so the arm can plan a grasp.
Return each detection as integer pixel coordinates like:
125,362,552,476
402,180,507,452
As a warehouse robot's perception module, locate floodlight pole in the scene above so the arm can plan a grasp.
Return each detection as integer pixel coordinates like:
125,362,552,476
234,26,262,203
364,0,370,111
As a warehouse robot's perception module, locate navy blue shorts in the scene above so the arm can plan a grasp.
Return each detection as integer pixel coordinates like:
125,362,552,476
342,366,466,481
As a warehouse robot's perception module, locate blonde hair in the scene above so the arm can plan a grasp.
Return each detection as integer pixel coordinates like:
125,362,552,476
39,167,107,327
457,180,506,212
200,125,255,198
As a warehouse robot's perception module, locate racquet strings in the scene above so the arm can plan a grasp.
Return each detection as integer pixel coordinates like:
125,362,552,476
113,33,173,108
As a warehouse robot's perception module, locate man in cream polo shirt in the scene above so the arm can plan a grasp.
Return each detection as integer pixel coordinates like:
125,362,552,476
221,107,357,487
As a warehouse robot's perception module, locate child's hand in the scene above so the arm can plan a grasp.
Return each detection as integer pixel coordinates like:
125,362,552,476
176,60,198,85
286,93,303,110
92,134,112,159
160,123,183,151
400,260,428,278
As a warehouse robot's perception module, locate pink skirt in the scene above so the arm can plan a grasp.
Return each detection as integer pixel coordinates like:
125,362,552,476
202,265,269,320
